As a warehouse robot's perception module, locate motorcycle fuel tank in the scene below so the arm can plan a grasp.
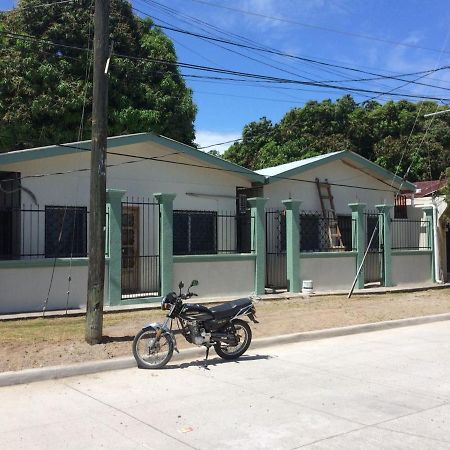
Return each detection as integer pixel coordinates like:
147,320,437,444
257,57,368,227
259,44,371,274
179,303,214,321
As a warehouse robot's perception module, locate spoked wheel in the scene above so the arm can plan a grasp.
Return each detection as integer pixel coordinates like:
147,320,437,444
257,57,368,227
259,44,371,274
132,327,174,369
214,319,252,360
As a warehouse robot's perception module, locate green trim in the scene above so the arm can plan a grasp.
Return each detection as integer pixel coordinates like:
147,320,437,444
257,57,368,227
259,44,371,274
106,189,126,306
0,257,107,268
0,132,265,183
422,207,435,282
155,193,175,296
174,253,256,263
120,296,162,305
265,150,415,192
300,251,357,258
392,250,432,256
247,197,268,295
349,203,366,289
282,199,301,293
376,204,393,287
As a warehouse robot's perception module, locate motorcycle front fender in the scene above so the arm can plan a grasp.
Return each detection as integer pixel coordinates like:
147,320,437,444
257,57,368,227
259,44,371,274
142,322,179,353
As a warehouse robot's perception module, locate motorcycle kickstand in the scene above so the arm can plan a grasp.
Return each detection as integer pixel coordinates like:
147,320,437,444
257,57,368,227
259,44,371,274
203,345,211,368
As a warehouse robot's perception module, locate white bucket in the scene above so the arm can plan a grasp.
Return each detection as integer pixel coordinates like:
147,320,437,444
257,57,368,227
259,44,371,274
302,280,314,294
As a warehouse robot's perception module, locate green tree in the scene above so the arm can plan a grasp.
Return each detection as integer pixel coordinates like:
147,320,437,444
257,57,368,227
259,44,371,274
223,96,450,181
0,0,197,151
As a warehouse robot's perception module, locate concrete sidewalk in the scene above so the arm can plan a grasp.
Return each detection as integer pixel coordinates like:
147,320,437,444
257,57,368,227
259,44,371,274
1,282,448,321
1,321,450,449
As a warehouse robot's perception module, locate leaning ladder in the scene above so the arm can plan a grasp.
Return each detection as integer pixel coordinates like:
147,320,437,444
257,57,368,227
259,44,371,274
315,178,345,249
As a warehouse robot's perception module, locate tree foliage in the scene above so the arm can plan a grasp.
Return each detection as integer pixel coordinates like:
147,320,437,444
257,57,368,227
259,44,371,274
223,95,450,181
0,0,197,151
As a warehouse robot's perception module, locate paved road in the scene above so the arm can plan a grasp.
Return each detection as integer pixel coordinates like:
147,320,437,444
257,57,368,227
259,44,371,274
1,321,450,449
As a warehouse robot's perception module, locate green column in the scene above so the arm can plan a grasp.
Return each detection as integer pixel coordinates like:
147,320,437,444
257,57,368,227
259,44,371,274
376,204,393,287
106,188,126,306
349,203,366,289
247,197,268,295
422,206,435,282
282,199,301,293
154,193,176,296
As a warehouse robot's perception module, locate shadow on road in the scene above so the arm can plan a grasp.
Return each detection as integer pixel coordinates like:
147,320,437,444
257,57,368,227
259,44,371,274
102,335,135,343
164,353,273,371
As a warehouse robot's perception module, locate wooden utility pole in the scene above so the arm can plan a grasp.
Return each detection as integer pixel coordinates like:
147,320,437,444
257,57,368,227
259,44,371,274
85,0,110,344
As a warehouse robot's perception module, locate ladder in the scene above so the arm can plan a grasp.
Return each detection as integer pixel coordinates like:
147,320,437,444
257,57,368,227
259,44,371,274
315,178,345,249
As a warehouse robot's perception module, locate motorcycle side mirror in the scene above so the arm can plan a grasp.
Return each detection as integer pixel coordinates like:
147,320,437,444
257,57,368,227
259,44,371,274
190,280,199,287
178,281,184,289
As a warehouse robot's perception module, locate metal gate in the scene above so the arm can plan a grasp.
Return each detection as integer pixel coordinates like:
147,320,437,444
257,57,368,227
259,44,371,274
121,198,160,299
364,212,383,285
266,209,287,290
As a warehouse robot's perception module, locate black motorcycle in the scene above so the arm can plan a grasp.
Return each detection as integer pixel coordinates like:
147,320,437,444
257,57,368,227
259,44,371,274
132,280,258,369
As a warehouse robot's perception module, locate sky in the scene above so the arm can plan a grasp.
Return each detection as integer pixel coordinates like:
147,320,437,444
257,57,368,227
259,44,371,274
2,0,450,152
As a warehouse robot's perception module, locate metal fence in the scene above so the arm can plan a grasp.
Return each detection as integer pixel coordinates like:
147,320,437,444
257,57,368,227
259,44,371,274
121,197,160,299
173,209,254,255
266,209,287,289
0,205,91,260
391,218,431,250
300,211,355,253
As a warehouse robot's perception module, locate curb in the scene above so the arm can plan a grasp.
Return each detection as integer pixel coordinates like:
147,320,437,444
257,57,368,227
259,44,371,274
1,312,450,388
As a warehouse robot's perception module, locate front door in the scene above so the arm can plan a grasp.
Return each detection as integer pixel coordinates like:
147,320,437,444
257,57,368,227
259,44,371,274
122,206,139,294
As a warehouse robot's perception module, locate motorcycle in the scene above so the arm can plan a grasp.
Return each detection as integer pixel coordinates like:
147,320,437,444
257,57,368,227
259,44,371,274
132,280,258,369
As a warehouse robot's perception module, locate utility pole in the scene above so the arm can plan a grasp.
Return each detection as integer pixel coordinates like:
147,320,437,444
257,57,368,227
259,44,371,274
85,0,110,344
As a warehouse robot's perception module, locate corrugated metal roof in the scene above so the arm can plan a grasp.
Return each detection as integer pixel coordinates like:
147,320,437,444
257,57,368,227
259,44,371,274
255,151,344,176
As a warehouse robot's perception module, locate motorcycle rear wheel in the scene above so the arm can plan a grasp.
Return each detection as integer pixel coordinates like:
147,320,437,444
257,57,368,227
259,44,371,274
214,319,252,360
133,328,173,369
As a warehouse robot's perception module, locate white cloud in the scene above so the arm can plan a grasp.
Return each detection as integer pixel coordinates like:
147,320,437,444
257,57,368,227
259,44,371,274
195,130,241,153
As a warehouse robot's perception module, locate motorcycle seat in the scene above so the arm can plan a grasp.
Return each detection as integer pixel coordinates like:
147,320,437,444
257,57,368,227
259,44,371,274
209,298,252,320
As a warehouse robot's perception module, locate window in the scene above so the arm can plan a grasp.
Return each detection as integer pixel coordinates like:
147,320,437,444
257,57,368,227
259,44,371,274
300,215,320,252
394,194,407,219
173,210,217,255
45,206,87,258
337,215,353,251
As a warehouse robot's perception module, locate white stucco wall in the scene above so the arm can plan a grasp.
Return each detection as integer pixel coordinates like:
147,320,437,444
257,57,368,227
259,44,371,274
299,254,357,291
173,258,255,299
0,262,106,314
1,142,252,212
263,159,395,213
392,252,432,286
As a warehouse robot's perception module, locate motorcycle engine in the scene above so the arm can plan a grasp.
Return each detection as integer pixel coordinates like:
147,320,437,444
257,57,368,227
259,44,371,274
187,321,211,345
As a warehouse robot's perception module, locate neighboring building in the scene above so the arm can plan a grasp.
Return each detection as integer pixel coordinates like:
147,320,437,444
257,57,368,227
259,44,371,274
0,137,436,314
408,179,449,282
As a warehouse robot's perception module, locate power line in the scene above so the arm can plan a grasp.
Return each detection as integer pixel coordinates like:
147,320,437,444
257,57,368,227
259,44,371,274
2,29,450,102
187,0,450,55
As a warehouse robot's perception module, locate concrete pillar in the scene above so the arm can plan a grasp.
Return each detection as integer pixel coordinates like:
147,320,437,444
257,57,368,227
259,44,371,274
376,204,394,287
422,206,435,282
349,203,366,289
154,193,176,296
106,189,126,306
248,197,268,295
282,199,301,293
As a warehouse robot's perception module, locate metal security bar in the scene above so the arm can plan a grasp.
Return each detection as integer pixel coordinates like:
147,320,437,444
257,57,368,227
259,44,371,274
173,209,254,255
266,209,287,289
300,211,354,252
391,219,431,250
121,197,160,299
0,205,90,260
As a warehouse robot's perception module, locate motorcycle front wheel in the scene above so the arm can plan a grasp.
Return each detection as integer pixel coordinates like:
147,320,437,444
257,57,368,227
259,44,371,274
214,319,252,360
132,327,174,369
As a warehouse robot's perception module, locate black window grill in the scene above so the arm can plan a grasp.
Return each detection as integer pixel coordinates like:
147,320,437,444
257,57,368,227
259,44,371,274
173,210,217,255
45,206,87,258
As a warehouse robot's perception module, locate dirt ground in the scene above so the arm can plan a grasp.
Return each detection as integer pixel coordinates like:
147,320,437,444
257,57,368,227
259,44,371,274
1,288,450,373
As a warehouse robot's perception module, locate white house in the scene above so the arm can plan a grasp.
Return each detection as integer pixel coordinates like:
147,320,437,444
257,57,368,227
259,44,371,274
0,134,436,314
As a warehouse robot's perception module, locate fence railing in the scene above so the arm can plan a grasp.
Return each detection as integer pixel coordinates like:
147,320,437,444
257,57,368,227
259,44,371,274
121,197,160,299
173,209,254,255
0,205,92,260
391,218,431,250
300,211,355,252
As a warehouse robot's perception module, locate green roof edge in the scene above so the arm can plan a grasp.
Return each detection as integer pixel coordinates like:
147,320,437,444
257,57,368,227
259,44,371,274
0,132,265,183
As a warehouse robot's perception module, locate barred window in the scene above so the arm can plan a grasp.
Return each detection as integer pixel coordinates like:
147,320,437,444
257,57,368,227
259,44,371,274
394,194,408,219
45,206,87,258
300,215,320,251
173,210,217,255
